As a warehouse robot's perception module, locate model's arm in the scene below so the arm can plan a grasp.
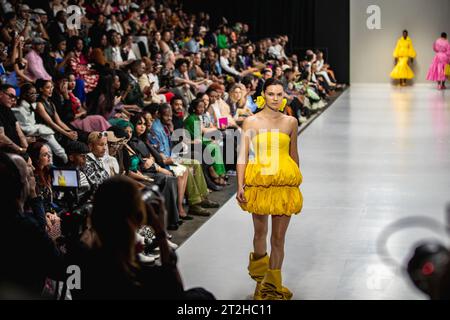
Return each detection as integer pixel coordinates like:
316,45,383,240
236,118,251,203
289,117,299,167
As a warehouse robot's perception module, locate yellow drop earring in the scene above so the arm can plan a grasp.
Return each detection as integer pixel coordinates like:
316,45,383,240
256,96,266,109
256,96,288,112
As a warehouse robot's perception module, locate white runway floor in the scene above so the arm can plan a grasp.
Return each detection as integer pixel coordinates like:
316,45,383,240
176,84,450,300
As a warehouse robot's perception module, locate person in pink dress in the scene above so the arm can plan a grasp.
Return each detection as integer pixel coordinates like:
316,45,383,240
426,33,450,90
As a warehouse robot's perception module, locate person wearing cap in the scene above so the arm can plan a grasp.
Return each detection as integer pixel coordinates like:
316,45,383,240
25,37,52,81
33,8,47,16
82,131,110,191
29,9,50,41
16,4,32,40
65,140,91,192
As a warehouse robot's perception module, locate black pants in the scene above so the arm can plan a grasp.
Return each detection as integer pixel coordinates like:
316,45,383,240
221,129,238,172
144,172,179,227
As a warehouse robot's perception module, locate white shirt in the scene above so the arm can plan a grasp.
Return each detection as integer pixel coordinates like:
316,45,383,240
316,59,324,72
126,48,137,61
87,153,107,170
107,21,124,36
58,22,66,33
111,46,123,63
147,73,160,92
79,170,90,189
210,102,223,126
219,56,240,76
103,155,120,176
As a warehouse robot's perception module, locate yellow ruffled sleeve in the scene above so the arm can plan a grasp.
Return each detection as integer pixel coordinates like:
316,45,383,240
393,39,401,58
407,38,416,58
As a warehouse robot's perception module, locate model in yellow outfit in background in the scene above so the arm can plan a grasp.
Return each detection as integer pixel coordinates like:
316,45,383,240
391,30,416,86
237,78,303,300
57,170,67,187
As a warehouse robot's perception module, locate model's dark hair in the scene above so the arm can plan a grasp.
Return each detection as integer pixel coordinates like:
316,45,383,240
442,32,448,39
263,78,284,93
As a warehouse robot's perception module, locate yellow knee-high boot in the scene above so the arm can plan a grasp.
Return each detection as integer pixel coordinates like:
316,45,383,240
247,253,269,300
259,269,293,300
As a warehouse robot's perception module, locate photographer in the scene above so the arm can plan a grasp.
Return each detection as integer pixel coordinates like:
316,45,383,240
72,176,214,300
0,152,63,299
65,140,91,195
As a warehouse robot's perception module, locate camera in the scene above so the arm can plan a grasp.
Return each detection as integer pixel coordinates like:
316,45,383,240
60,203,93,240
139,184,166,255
378,204,450,300
51,168,92,241
407,242,450,299
406,204,450,299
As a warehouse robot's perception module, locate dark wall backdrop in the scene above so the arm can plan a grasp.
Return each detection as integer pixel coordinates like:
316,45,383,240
182,0,350,83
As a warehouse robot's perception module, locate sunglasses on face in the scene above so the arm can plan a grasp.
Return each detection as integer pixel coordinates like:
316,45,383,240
1,91,17,100
97,131,108,138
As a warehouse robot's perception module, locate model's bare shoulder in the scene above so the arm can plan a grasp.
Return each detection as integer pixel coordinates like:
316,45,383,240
284,116,299,135
242,115,259,129
288,115,298,126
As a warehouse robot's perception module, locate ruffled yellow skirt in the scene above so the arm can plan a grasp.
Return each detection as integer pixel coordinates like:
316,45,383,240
241,185,303,216
390,57,414,80
240,159,303,216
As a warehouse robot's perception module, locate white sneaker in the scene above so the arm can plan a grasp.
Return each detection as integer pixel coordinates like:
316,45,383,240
146,252,160,259
299,116,308,123
167,240,179,250
153,240,178,251
138,253,155,264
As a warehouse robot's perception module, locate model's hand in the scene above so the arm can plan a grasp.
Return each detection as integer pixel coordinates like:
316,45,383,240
236,187,247,204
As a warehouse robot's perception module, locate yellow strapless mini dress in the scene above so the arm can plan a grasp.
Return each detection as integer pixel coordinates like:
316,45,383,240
240,132,303,216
